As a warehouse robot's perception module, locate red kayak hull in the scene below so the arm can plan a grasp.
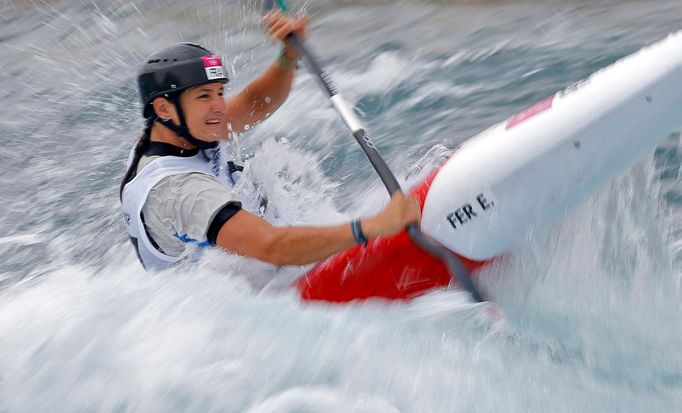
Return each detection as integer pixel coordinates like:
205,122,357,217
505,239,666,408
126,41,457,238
296,171,487,302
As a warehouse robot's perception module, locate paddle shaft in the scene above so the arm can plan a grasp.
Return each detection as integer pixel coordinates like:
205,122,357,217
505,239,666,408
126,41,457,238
267,5,485,302
286,36,400,192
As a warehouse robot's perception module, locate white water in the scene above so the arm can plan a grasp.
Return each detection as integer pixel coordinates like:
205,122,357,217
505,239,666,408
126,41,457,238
1,0,681,411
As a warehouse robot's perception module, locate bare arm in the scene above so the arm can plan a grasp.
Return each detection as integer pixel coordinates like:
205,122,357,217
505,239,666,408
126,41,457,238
216,192,421,266
216,12,419,266
224,60,296,133
224,11,308,133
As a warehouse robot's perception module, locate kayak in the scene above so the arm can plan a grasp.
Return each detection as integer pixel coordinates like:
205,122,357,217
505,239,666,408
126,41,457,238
297,31,682,302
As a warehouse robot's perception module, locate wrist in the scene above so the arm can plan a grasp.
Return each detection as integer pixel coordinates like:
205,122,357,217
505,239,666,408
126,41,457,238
350,219,369,245
359,217,379,239
276,48,299,70
282,42,300,59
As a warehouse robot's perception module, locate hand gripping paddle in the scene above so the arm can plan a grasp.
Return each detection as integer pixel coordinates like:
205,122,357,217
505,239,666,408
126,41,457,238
262,0,486,303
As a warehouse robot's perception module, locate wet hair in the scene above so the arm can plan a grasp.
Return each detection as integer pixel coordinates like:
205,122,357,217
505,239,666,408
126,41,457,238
119,117,154,201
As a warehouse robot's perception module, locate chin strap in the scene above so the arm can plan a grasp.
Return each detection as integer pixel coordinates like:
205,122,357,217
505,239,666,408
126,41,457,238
155,93,218,150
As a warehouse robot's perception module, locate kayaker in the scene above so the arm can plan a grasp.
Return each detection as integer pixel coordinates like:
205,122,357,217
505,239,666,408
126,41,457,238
119,10,421,270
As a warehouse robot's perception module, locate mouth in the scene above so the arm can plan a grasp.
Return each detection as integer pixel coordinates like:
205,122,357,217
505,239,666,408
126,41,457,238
203,119,227,139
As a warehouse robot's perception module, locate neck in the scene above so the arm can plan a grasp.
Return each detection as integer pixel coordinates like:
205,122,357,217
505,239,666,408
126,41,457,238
149,121,195,149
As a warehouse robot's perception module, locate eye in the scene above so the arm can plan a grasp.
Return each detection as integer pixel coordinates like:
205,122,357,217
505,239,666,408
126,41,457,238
198,94,209,100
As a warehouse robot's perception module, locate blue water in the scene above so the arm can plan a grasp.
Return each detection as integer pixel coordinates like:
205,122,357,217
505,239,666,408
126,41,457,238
1,0,681,411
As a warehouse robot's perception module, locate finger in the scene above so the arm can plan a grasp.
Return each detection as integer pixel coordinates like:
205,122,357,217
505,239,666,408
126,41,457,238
265,13,292,36
267,16,288,32
262,9,280,25
270,17,297,39
294,16,309,40
268,20,289,39
274,24,295,40
293,16,308,33
264,9,282,21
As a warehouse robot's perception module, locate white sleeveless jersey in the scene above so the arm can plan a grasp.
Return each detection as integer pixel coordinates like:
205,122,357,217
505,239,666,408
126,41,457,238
121,148,236,270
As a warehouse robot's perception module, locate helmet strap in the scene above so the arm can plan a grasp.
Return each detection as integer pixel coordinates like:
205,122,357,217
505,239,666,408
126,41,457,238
155,93,218,150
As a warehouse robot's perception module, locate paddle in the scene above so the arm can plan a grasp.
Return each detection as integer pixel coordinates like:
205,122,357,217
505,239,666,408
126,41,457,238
262,0,486,303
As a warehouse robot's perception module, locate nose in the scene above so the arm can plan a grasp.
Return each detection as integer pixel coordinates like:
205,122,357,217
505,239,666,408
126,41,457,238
211,95,226,115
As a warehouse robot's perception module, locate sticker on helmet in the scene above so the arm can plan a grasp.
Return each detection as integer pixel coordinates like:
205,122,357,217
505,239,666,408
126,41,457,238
205,66,226,80
201,56,226,80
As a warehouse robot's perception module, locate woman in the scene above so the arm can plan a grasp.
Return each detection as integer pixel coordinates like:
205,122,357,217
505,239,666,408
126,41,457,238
120,11,421,270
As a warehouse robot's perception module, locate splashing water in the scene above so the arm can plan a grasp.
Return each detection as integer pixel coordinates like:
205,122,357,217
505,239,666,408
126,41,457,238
1,0,681,411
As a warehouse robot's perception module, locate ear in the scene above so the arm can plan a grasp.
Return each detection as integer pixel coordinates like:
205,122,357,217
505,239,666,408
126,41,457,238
152,96,176,121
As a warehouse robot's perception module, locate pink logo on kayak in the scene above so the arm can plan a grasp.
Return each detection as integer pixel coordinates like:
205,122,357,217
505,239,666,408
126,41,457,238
201,56,222,67
506,95,555,129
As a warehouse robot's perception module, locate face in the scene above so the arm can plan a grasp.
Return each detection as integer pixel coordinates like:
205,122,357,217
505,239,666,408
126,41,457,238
157,83,227,142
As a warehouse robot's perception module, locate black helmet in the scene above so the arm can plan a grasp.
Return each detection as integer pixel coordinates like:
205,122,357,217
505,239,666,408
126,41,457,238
138,42,228,118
